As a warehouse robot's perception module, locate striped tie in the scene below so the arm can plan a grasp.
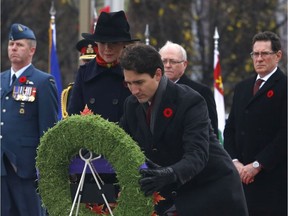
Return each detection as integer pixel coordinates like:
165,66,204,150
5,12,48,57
253,79,264,95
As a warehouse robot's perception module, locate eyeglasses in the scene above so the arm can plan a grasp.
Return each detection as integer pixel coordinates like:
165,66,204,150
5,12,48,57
162,59,184,65
250,51,276,59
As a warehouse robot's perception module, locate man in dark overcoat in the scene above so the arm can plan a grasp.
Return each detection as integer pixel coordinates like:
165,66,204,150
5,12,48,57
224,31,287,216
119,43,248,216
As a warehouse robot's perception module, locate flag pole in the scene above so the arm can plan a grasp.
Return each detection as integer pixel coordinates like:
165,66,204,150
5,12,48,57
49,1,56,72
213,27,219,52
49,1,63,120
213,27,226,144
91,0,97,33
144,24,150,45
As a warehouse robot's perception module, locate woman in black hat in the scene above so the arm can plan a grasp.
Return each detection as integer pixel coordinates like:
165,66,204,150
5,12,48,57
68,10,139,121
67,10,140,211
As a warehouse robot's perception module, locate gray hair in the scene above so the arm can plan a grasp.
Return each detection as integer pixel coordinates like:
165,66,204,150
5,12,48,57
159,41,187,61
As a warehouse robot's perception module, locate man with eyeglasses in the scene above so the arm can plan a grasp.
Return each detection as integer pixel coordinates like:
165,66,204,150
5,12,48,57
224,31,287,216
159,41,218,137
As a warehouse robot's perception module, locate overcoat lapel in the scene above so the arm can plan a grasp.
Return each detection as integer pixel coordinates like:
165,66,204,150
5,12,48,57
247,69,282,107
255,69,281,97
153,83,177,144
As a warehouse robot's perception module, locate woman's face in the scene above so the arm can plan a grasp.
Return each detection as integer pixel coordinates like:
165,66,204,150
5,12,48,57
97,42,125,63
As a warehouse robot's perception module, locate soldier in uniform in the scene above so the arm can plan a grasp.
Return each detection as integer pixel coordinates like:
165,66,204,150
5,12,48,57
1,23,58,216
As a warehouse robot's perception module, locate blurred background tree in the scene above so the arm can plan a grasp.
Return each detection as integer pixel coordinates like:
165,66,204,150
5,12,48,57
1,0,287,112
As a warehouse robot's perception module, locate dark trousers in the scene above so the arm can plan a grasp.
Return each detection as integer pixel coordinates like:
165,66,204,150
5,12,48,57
1,157,44,216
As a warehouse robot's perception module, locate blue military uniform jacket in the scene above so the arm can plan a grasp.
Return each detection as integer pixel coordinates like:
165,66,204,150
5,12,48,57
1,65,58,179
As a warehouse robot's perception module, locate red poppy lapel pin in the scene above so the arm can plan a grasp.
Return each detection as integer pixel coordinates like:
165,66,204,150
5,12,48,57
19,76,34,85
163,107,173,118
19,76,27,83
267,90,274,98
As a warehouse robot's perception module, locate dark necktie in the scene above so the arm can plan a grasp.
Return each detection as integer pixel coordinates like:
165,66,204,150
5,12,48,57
11,74,16,86
253,79,264,95
146,105,152,126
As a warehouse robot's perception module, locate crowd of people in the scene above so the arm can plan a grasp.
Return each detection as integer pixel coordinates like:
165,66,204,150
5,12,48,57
1,10,286,216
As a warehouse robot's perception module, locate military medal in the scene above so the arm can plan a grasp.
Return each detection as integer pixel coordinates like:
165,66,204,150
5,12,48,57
19,102,25,114
19,108,25,114
13,86,36,102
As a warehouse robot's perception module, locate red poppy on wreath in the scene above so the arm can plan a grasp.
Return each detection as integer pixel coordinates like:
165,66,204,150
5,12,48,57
163,107,173,118
19,76,27,83
80,104,94,115
267,90,274,98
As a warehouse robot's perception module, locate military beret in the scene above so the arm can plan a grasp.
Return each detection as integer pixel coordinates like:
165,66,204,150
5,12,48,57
9,23,36,41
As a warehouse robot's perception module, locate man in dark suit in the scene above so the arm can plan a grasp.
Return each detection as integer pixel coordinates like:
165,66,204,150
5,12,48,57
119,43,248,216
1,23,59,215
159,41,218,137
224,31,287,216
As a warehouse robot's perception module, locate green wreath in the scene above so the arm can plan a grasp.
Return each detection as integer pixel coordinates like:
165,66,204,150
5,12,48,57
36,114,154,216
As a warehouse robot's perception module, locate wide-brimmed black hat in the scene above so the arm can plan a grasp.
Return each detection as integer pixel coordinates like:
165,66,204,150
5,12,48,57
81,10,140,43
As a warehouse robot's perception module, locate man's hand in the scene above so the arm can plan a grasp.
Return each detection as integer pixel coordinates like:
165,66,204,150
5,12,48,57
139,161,177,196
233,160,244,174
239,163,261,185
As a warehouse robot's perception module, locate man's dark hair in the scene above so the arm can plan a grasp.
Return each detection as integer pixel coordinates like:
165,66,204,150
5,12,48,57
252,31,281,52
119,43,164,77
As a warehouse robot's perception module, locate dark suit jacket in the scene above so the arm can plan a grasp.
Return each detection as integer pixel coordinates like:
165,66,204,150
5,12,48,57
224,68,287,214
177,74,218,136
1,65,58,178
120,80,248,216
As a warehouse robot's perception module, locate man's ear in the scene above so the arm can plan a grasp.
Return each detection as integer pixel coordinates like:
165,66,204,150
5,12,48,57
155,68,163,81
275,50,282,63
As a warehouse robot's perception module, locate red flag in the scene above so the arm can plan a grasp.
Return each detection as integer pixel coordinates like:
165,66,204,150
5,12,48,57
213,28,226,144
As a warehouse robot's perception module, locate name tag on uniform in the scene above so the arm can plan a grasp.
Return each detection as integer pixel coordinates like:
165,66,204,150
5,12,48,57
13,86,37,102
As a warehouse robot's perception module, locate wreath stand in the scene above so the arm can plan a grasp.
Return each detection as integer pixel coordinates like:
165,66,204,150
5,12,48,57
69,149,114,216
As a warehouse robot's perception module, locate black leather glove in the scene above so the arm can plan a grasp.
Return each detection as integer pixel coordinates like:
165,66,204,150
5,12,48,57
145,158,161,169
139,159,177,196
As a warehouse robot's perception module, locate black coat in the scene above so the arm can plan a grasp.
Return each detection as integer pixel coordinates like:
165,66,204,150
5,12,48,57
120,80,248,216
224,68,287,214
68,59,131,122
177,74,218,137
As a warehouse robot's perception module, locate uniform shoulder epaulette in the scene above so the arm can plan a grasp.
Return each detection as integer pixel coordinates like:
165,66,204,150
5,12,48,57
49,78,56,84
